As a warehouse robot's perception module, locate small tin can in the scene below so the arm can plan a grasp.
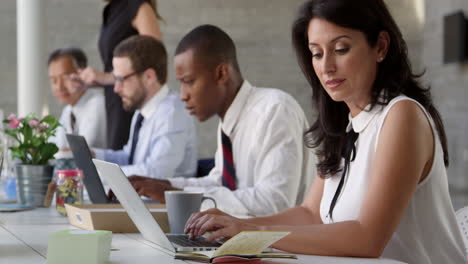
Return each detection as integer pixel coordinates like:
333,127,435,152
55,169,83,216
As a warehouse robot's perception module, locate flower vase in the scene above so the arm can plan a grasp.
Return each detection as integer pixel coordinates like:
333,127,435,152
15,164,53,206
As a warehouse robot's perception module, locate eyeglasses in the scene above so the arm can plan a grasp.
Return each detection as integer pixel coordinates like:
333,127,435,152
113,71,143,85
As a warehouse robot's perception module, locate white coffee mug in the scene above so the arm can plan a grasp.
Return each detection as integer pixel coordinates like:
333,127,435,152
164,191,216,234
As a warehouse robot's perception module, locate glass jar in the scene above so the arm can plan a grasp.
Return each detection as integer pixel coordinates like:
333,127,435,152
55,169,83,216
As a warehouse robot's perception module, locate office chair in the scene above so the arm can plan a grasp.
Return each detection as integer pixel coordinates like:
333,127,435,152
196,158,215,177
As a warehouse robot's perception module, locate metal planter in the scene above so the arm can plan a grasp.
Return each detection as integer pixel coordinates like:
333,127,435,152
15,164,53,206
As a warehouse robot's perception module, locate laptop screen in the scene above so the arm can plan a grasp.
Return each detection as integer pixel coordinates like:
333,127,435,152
66,134,110,204
92,159,175,255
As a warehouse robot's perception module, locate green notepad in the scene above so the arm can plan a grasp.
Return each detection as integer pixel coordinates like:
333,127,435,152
47,229,112,264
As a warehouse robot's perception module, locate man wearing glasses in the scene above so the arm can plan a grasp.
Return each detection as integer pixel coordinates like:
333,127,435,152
48,48,107,149
94,35,198,180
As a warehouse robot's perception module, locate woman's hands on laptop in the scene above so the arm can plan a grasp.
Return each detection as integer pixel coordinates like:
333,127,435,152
184,208,260,241
127,175,180,203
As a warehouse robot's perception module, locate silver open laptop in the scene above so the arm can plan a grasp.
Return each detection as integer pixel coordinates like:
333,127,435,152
92,159,221,255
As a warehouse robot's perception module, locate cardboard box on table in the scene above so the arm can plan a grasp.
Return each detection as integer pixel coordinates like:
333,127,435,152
65,203,169,233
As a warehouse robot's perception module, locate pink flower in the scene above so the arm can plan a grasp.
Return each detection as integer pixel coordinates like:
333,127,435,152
7,113,16,121
28,119,39,128
8,119,20,129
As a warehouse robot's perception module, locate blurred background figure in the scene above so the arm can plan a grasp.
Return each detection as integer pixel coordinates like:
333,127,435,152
79,0,162,150
48,47,107,150
94,35,197,180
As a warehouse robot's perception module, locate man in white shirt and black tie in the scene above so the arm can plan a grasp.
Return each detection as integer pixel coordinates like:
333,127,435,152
48,48,107,149
127,25,316,217
93,35,198,180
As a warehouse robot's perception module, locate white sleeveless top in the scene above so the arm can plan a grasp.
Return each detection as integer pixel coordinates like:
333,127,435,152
319,95,466,263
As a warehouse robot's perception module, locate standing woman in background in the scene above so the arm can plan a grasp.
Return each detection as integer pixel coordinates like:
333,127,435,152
79,0,162,149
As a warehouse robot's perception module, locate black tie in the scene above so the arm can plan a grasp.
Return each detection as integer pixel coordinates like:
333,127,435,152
327,130,359,222
128,113,144,165
221,129,237,190
70,111,76,134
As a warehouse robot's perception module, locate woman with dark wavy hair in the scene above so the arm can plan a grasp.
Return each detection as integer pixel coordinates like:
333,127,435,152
183,0,466,262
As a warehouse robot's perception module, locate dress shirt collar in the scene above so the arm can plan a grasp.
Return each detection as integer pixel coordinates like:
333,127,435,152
70,89,95,111
221,80,253,136
346,100,384,133
139,85,169,119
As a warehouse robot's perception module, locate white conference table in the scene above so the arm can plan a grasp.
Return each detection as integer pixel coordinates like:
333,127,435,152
0,207,406,264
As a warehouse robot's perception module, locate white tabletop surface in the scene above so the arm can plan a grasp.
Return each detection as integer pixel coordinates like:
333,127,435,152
0,205,406,264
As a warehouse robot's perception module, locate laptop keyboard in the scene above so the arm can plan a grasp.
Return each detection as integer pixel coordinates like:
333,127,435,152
167,234,221,248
